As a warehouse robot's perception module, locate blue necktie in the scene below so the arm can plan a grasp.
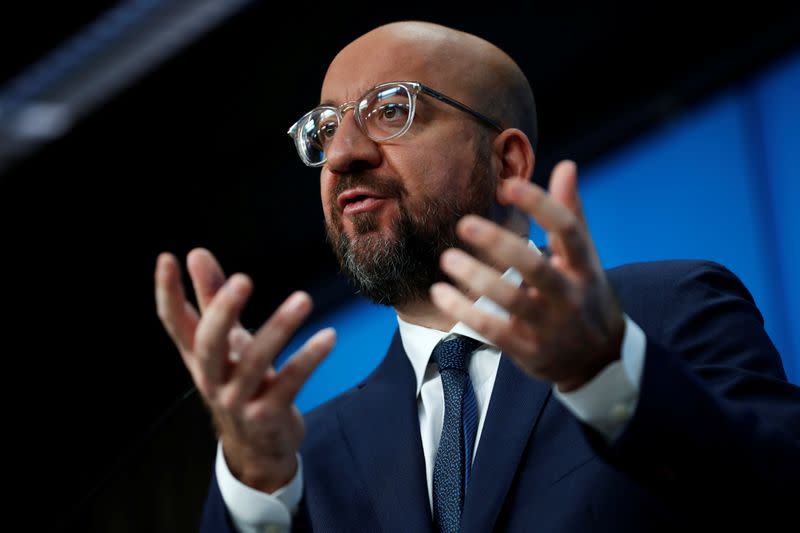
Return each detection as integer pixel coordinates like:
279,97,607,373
432,335,483,533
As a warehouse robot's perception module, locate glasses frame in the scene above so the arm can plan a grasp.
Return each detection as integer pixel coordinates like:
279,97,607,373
287,81,504,167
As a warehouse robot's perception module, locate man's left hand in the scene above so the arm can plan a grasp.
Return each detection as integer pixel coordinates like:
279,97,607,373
430,160,625,392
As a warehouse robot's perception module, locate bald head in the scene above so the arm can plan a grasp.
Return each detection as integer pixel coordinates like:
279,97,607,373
323,21,537,151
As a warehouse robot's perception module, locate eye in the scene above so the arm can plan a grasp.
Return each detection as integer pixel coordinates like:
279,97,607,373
313,120,338,147
377,103,409,124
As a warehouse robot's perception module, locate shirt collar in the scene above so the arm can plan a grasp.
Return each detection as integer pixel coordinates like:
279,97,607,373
397,242,540,396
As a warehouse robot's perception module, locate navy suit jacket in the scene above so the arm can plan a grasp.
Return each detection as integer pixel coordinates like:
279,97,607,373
202,260,800,532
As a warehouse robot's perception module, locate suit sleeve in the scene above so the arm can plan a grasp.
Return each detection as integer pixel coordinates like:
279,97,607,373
200,470,240,533
587,261,800,512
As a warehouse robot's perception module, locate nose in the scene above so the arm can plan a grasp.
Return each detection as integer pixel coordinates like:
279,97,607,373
324,110,382,174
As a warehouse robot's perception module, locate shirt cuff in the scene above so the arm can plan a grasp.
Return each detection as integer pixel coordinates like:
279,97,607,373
553,314,646,441
215,441,303,533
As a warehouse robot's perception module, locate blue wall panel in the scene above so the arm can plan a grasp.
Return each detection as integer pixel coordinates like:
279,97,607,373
752,53,800,380
282,298,397,413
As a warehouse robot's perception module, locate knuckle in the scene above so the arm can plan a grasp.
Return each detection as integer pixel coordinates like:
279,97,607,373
216,390,240,412
281,360,300,381
526,189,545,210
473,276,492,296
562,292,581,315
268,308,295,332
528,257,548,278
471,313,491,334
193,334,214,359
562,219,582,242
241,403,261,422
239,348,268,376
510,289,531,313
213,294,237,320
458,256,477,278
246,402,279,423
481,223,500,242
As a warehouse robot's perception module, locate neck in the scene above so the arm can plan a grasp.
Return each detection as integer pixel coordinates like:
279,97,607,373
395,284,487,330
395,298,458,332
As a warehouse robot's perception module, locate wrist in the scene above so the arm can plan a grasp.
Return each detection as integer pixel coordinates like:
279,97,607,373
557,317,625,393
223,442,298,494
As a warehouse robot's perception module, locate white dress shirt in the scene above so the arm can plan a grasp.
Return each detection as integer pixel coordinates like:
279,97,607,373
216,251,647,533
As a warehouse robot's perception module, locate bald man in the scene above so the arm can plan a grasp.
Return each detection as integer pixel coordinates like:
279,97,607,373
156,21,800,533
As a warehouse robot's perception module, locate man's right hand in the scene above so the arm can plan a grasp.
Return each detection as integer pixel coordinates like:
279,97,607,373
155,248,335,493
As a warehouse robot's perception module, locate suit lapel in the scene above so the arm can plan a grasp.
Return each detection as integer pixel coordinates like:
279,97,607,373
461,356,552,533
337,331,434,533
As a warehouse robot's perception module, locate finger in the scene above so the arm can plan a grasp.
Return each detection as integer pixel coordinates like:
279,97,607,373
440,248,543,318
227,327,251,363
193,273,253,391
547,160,587,227
455,216,567,293
187,248,227,312
223,291,313,406
269,327,336,406
430,282,537,357
499,178,591,272
155,253,199,353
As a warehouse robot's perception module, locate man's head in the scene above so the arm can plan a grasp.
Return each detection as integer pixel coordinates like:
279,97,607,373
293,21,537,307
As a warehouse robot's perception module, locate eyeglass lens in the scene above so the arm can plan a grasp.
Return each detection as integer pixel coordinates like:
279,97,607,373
299,84,414,165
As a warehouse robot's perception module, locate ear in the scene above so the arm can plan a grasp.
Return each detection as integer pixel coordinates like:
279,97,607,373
492,128,535,184
490,128,535,237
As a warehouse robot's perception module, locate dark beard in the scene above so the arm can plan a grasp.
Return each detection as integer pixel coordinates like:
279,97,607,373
326,145,496,307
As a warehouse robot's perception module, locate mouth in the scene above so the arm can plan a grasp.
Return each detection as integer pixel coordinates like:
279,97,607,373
337,188,390,215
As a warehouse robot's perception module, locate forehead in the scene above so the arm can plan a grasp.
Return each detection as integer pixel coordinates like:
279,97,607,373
320,37,451,105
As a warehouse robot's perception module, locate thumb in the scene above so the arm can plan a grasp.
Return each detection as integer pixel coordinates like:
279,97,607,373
548,160,587,227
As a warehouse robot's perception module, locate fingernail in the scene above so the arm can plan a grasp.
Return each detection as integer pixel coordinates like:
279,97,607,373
461,218,483,238
286,292,309,314
226,275,244,295
442,250,463,268
430,282,450,301
508,180,525,196
156,254,172,279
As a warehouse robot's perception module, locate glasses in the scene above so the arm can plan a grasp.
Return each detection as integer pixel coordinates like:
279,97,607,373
287,81,503,167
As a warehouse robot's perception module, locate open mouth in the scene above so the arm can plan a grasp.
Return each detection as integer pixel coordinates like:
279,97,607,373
337,189,388,214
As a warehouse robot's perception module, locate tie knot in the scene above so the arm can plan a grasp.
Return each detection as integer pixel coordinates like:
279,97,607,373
432,335,483,372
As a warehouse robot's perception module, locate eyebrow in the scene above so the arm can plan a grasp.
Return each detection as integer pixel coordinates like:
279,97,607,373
318,84,380,108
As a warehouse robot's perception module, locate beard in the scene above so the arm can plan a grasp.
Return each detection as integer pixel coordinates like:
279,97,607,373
325,142,497,307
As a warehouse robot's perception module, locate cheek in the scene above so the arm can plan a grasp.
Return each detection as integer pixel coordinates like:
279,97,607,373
390,143,475,199
320,173,336,222
423,152,478,198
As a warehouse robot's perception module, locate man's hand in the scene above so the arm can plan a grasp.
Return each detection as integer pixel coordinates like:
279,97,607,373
430,160,624,392
155,248,335,492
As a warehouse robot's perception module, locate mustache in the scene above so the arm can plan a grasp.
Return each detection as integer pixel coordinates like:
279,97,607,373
332,173,408,202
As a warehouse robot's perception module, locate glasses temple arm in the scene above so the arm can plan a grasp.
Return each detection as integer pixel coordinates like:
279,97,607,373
419,85,504,132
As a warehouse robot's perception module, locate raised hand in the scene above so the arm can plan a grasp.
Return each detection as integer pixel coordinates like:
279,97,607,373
155,248,335,492
430,160,624,392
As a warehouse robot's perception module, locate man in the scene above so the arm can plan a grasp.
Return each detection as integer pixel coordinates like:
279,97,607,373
155,21,800,532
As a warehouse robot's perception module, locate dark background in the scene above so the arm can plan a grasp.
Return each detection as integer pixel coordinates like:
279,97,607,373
1,2,798,531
